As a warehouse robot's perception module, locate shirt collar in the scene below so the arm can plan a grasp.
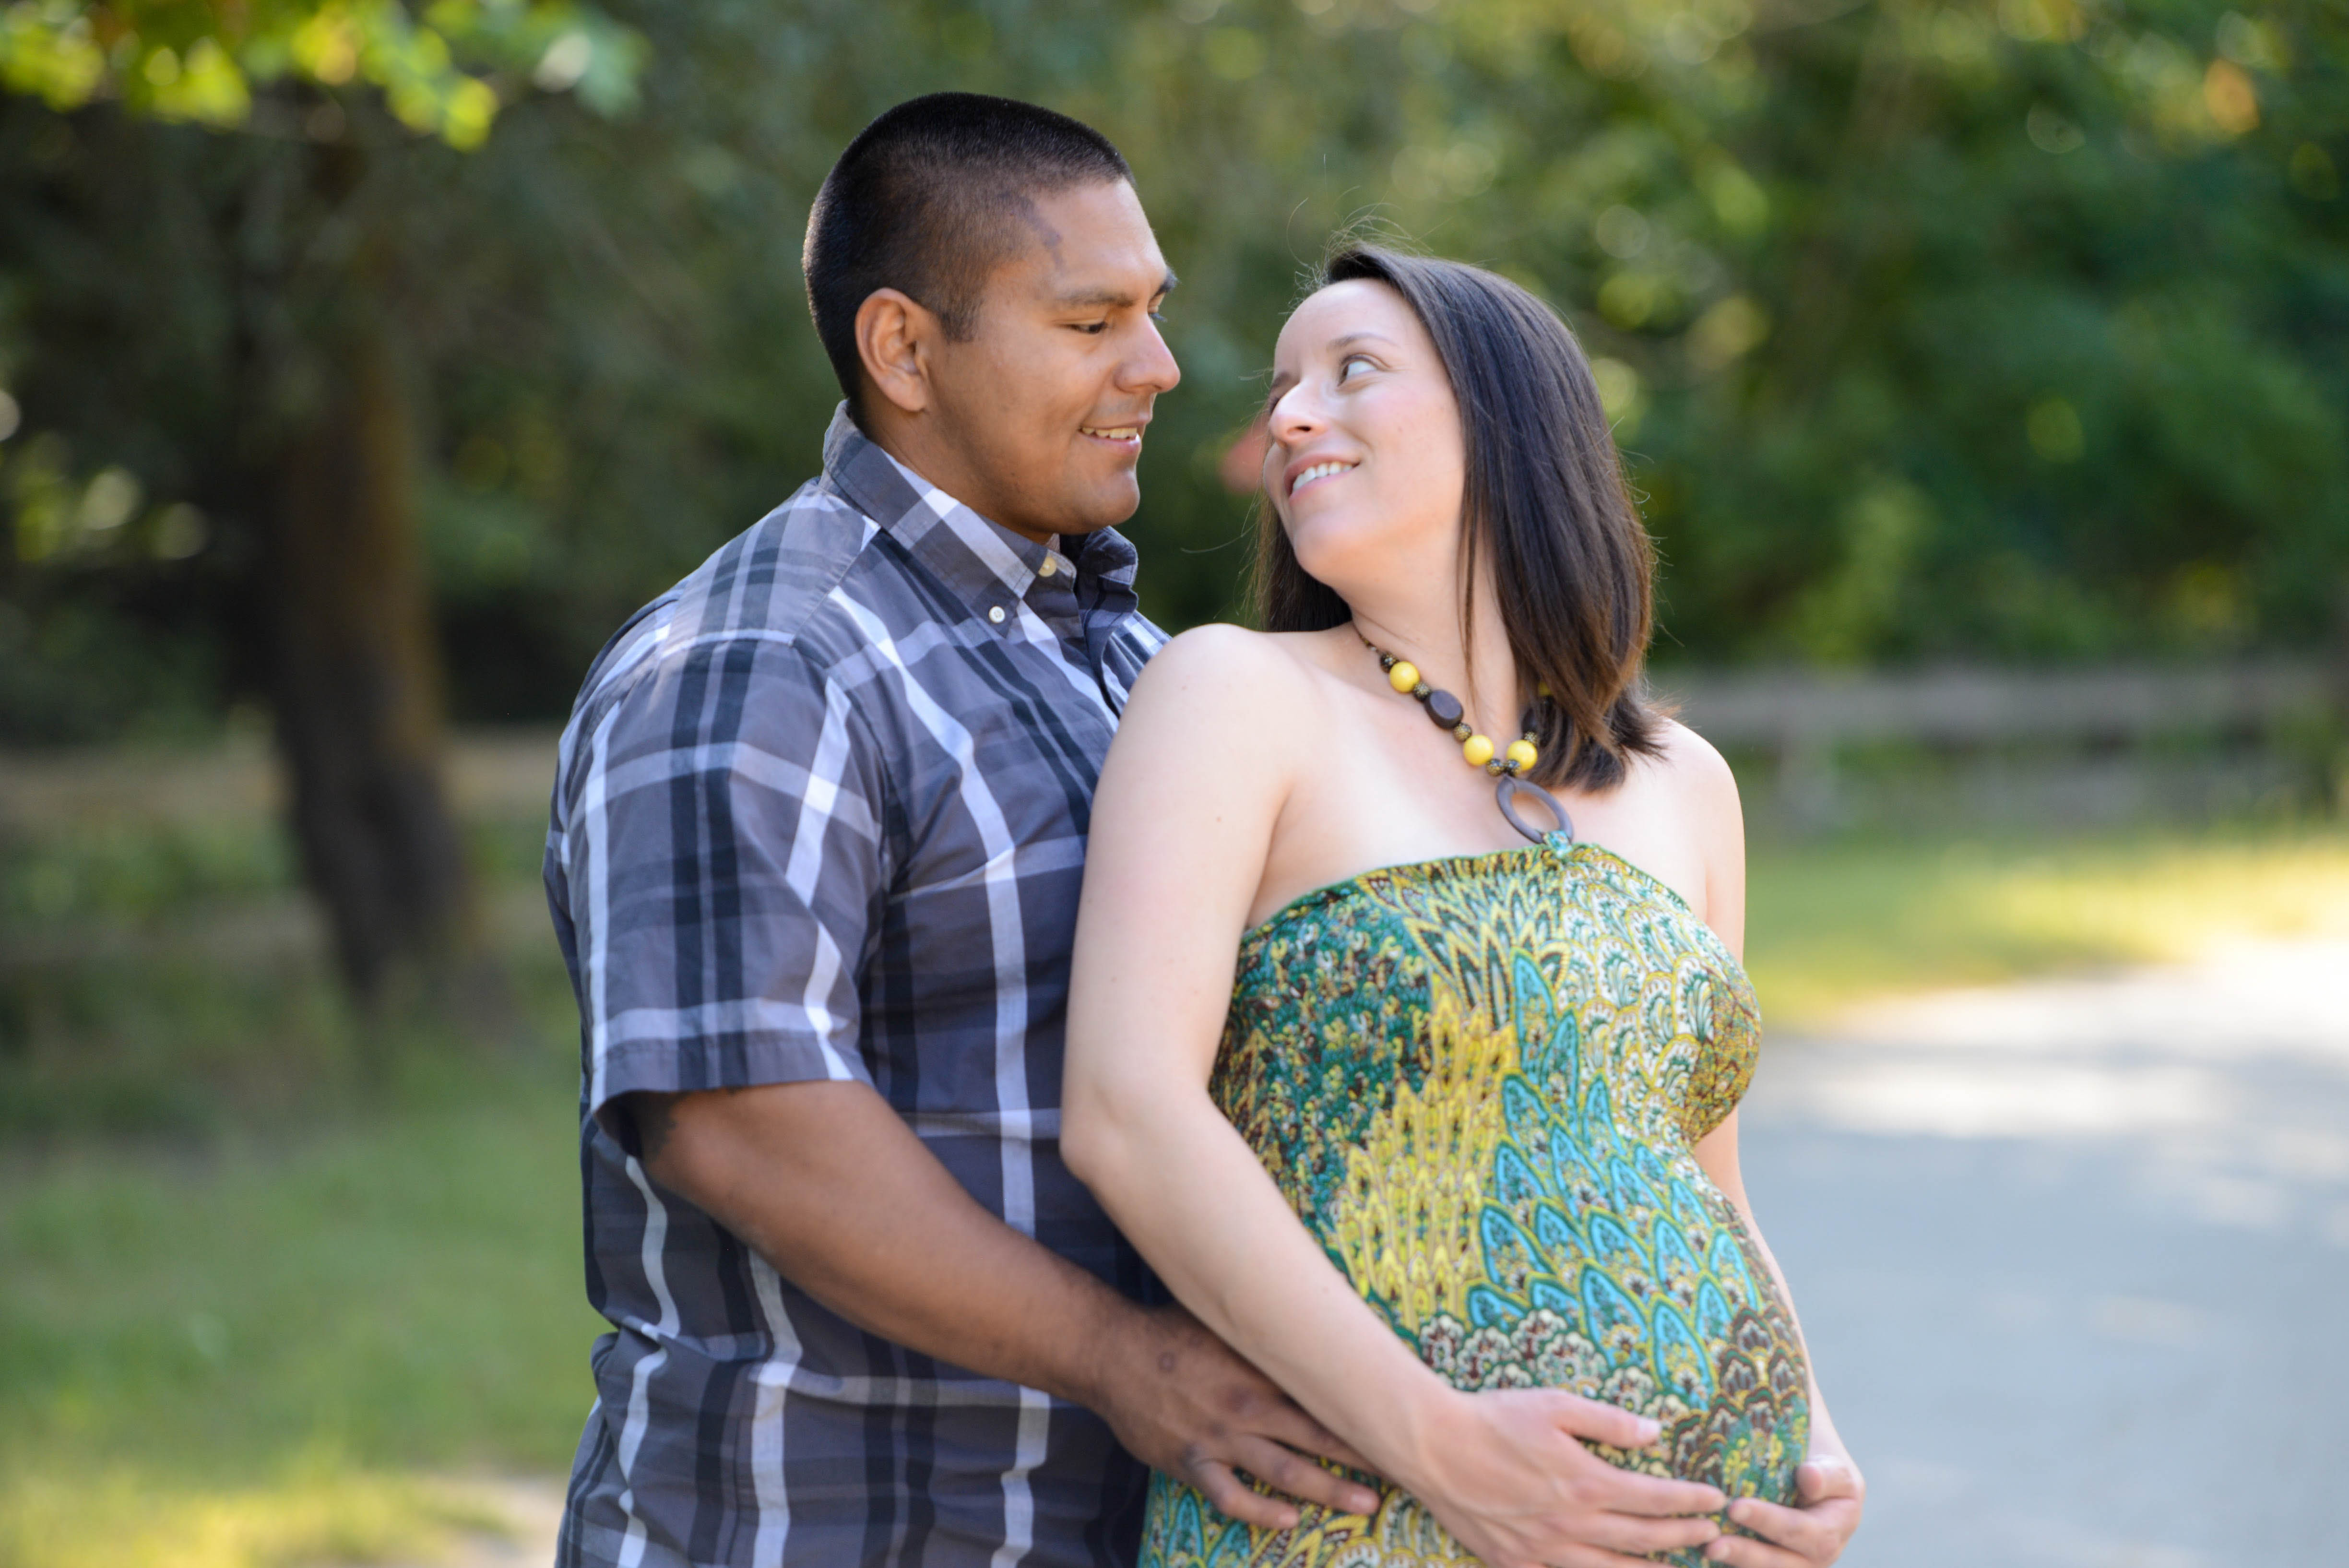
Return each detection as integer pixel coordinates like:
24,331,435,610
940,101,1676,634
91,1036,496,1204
820,404,1140,626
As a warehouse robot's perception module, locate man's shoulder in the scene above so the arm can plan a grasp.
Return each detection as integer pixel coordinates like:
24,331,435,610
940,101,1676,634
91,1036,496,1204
551,475,929,789
572,476,924,713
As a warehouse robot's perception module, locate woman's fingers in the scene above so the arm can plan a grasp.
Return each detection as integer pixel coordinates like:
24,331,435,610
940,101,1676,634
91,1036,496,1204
1571,1508,1724,1558
1536,1392,1730,1515
1575,1462,1732,1520
1541,1390,1665,1449
1543,1543,1686,1568
1701,1532,1813,1568
1710,1494,1862,1566
1795,1456,1863,1505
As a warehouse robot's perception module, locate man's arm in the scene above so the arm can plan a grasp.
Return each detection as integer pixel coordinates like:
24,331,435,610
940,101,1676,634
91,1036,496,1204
622,1079,1383,1532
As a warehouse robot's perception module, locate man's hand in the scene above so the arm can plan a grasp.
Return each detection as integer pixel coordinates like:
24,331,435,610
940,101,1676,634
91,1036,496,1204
622,1082,1385,1524
1704,1455,1864,1567
1087,1305,1382,1531
1400,1388,1729,1568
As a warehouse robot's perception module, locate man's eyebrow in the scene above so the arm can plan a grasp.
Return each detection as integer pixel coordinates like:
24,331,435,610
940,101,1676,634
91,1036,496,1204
1049,272,1180,310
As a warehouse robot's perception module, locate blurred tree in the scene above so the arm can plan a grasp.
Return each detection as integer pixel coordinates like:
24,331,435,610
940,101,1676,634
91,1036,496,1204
0,0,641,1009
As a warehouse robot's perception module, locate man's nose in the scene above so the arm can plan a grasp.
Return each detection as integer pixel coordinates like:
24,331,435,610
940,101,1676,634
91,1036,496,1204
1123,317,1181,394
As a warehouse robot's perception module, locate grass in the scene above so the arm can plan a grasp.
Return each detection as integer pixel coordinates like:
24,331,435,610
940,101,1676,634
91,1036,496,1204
0,804,599,1568
2,783,2347,1567
0,1037,603,1568
1744,825,2349,1026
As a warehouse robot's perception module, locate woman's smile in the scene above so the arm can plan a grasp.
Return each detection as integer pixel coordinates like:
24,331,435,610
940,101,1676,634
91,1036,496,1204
1289,459,1357,497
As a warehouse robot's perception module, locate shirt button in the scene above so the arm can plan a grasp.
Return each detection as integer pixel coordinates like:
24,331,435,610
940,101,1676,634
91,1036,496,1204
988,606,1007,624
1037,555,1058,578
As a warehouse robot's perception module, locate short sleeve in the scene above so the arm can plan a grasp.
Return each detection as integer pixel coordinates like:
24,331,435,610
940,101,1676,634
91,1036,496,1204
553,634,889,1134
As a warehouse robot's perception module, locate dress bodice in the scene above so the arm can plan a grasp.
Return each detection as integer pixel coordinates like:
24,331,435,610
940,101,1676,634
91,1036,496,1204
1140,835,1809,1568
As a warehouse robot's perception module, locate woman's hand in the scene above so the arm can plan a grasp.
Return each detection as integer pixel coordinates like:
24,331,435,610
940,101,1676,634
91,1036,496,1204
1704,1455,1864,1567
1398,1387,1729,1568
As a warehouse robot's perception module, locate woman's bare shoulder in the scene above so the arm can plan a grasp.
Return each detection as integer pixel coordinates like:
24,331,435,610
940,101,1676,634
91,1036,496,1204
1126,624,1333,720
1644,715,1739,808
1625,715,1745,870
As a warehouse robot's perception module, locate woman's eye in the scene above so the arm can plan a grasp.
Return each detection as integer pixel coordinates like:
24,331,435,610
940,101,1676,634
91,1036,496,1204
1338,354,1375,381
1076,321,1110,335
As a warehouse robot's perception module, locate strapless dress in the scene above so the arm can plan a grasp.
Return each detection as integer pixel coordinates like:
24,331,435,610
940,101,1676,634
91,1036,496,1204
1137,834,1809,1568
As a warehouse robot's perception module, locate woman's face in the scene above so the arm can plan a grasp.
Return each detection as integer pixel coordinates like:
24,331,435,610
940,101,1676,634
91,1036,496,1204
1263,278,1466,601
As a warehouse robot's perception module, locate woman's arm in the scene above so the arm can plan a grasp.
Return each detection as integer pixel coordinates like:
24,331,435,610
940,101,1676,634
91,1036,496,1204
1676,730,1864,1568
1063,628,1727,1568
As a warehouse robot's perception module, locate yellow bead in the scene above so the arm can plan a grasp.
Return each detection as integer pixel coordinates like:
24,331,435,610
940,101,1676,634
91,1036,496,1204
1506,738,1539,770
1388,661,1420,694
1462,734,1495,767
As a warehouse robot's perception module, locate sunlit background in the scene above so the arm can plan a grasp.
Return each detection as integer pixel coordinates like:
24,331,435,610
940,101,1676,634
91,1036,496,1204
1,2,2345,1565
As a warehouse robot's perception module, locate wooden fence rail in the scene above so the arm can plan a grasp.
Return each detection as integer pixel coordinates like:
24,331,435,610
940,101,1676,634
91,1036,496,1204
1655,661,2336,751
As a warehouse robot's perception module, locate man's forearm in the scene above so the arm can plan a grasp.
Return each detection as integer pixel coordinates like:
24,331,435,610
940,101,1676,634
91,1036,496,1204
626,1080,1135,1407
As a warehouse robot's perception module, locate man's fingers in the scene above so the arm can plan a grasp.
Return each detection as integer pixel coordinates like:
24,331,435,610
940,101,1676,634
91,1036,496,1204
1250,1402,1378,1476
1186,1459,1299,1532
1227,1437,1382,1517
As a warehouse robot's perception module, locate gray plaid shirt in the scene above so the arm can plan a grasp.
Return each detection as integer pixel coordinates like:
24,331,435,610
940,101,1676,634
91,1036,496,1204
547,407,1167,1568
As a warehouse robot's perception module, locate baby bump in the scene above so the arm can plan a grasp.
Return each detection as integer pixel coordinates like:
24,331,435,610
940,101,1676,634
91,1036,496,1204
1330,1083,1810,1514
1137,1119,1808,1568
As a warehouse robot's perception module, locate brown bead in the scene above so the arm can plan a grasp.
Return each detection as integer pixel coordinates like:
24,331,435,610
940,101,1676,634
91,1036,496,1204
1424,689,1464,729
1452,722,1473,742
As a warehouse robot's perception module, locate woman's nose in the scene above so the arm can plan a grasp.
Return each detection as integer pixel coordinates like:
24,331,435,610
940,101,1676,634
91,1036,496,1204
1268,385,1322,442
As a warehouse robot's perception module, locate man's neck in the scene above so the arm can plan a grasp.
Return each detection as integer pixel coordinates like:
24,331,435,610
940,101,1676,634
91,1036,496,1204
861,409,1056,548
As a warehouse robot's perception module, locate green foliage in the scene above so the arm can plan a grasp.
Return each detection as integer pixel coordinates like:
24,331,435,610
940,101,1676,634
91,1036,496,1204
1,0,2346,739
0,0,643,146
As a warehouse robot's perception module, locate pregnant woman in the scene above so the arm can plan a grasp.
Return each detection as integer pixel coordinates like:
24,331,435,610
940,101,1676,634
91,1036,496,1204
1062,247,1861,1568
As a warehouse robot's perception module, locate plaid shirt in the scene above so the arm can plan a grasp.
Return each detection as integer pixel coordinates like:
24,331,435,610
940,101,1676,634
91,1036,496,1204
547,407,1167,1568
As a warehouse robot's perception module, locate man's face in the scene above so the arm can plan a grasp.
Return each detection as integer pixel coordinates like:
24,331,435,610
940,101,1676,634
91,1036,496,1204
920,180,1180,541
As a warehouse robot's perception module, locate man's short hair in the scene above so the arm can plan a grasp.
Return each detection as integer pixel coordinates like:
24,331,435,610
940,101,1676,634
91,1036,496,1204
803,93,1134,421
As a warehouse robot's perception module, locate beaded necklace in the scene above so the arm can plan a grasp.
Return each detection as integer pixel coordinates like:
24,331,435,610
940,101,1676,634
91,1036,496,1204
1354,627,1575,845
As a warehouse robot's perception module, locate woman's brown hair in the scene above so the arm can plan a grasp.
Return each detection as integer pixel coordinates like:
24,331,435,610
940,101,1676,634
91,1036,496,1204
1251,243,1665,792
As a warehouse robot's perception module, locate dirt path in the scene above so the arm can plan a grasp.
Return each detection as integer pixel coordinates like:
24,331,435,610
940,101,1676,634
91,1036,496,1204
1741,936,2349,1568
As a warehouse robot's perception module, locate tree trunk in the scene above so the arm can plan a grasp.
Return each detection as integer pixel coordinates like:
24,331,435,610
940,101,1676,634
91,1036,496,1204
268,279,476,1011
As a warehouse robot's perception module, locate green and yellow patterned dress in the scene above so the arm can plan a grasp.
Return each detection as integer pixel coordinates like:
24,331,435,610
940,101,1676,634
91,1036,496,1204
1138,833,1809,1568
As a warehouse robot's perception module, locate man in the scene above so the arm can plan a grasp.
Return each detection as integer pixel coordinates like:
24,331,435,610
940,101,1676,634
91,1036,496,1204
548,93,1707,1568
548,94,1372,1568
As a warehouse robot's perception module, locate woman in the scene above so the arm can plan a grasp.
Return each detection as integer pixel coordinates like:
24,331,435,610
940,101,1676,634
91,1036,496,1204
1061,247,1862,1568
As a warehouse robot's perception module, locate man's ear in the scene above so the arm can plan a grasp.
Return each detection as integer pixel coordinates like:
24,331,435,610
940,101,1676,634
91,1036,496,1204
854,288,938,417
